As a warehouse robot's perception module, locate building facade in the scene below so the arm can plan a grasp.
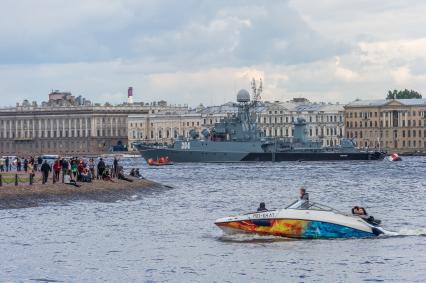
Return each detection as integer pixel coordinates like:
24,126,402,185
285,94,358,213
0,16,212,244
127,108,229,149
0,92,188,155
258,101,344,147
0,104,145,155
344,99,426,152
128,97,345,149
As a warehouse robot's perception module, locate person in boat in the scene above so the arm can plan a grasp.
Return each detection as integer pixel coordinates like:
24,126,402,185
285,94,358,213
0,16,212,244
288,187,310,209
257,202,268,212
351,206,381,226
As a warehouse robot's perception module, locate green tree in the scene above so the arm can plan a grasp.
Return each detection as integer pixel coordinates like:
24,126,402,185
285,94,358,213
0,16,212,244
386,89,422,99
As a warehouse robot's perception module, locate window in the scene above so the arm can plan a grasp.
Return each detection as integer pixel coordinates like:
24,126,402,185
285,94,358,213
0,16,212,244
402,130,405,137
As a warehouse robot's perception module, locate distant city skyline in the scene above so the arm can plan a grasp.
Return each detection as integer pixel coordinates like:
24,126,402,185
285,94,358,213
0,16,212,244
1,0,426,107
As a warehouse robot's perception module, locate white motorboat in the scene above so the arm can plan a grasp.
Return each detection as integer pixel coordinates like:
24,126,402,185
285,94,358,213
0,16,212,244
215,202,384,239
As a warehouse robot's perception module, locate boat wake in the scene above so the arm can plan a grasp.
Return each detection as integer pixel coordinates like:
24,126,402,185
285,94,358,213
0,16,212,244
384,227,426,237
217,227,426,242
218,233,293,243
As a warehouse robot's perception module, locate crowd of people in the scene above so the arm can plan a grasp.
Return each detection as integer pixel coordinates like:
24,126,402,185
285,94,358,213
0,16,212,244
0,155,141,186
0,156,38,173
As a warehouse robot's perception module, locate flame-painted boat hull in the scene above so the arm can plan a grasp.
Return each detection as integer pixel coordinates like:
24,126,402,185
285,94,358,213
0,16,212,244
215,209,383,239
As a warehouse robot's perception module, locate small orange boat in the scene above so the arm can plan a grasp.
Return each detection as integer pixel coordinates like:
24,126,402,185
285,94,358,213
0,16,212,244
147,156,173,166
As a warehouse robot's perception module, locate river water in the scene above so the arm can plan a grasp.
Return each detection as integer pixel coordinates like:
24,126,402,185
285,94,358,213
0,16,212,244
1,157,425,282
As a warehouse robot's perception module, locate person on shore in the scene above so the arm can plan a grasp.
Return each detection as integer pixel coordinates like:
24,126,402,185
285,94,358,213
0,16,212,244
113,157,119,178
53,158,61,182
135,169,144,179
117,166,133,182
28,159,34,174
0,157,4,172
37,156,43,171
88,158,95,180
64,170,80,187
77,161,85,181
16,157,22,172
71,160,78,179
5,157,9,172
30,156,36,172
61,158,69,183
102,168,114,182
80,168,92,183
41,160,51,184
97,158,106,179
23,158,28,172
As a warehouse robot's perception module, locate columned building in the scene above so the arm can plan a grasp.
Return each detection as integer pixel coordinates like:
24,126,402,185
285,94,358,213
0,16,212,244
0,105,145,155
128,113,204,150
344,99,426,152
258,101,344,147
128,98,345,149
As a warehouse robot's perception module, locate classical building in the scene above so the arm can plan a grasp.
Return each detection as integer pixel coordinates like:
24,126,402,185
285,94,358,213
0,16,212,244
258,100,345,147
128,96,345,149
344,99,426,152
0,91,187,155
128,112,203,150
127,105,230,149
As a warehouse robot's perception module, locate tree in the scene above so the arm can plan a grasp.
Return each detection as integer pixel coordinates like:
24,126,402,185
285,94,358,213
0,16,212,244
386,89,422,99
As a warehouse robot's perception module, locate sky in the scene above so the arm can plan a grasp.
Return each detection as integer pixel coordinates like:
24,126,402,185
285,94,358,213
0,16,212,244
1,0,426,107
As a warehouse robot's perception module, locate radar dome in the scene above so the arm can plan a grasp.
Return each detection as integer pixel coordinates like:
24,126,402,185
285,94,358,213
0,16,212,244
237,89,250,103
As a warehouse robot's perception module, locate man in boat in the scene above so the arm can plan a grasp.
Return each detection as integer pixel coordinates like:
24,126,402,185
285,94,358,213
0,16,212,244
288,187,310,209
257,202,268,212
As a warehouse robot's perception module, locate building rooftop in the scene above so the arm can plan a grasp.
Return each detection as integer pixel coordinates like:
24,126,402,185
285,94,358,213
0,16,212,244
346,99,426,108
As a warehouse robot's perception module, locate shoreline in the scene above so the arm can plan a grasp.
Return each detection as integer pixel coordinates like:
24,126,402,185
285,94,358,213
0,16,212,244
0,177,164,209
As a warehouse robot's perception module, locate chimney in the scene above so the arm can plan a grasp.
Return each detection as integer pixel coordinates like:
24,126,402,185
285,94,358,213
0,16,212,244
128,87,133,104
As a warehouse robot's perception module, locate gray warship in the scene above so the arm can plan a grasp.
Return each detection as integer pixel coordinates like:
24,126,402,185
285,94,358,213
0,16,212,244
133,89,386,162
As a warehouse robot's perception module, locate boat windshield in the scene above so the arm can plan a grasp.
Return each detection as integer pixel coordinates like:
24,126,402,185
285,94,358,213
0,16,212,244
285,201,343,213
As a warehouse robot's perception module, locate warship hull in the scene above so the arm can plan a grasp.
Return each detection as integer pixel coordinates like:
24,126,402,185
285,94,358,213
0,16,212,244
136,146,385,163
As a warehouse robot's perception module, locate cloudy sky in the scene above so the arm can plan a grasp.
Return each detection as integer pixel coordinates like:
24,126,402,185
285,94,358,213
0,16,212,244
1,0,425,107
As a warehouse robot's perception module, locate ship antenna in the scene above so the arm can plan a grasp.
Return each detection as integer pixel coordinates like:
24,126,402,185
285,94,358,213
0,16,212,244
251,77,262,102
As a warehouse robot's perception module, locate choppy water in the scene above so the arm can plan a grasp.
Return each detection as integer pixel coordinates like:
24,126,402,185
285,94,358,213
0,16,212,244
1,157,426,282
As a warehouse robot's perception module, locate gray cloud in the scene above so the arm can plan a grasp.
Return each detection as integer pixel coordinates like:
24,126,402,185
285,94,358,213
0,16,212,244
0,0,426,106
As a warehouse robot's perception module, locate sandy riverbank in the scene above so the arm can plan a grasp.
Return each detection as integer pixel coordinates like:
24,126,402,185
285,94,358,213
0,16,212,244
0,177,164,209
